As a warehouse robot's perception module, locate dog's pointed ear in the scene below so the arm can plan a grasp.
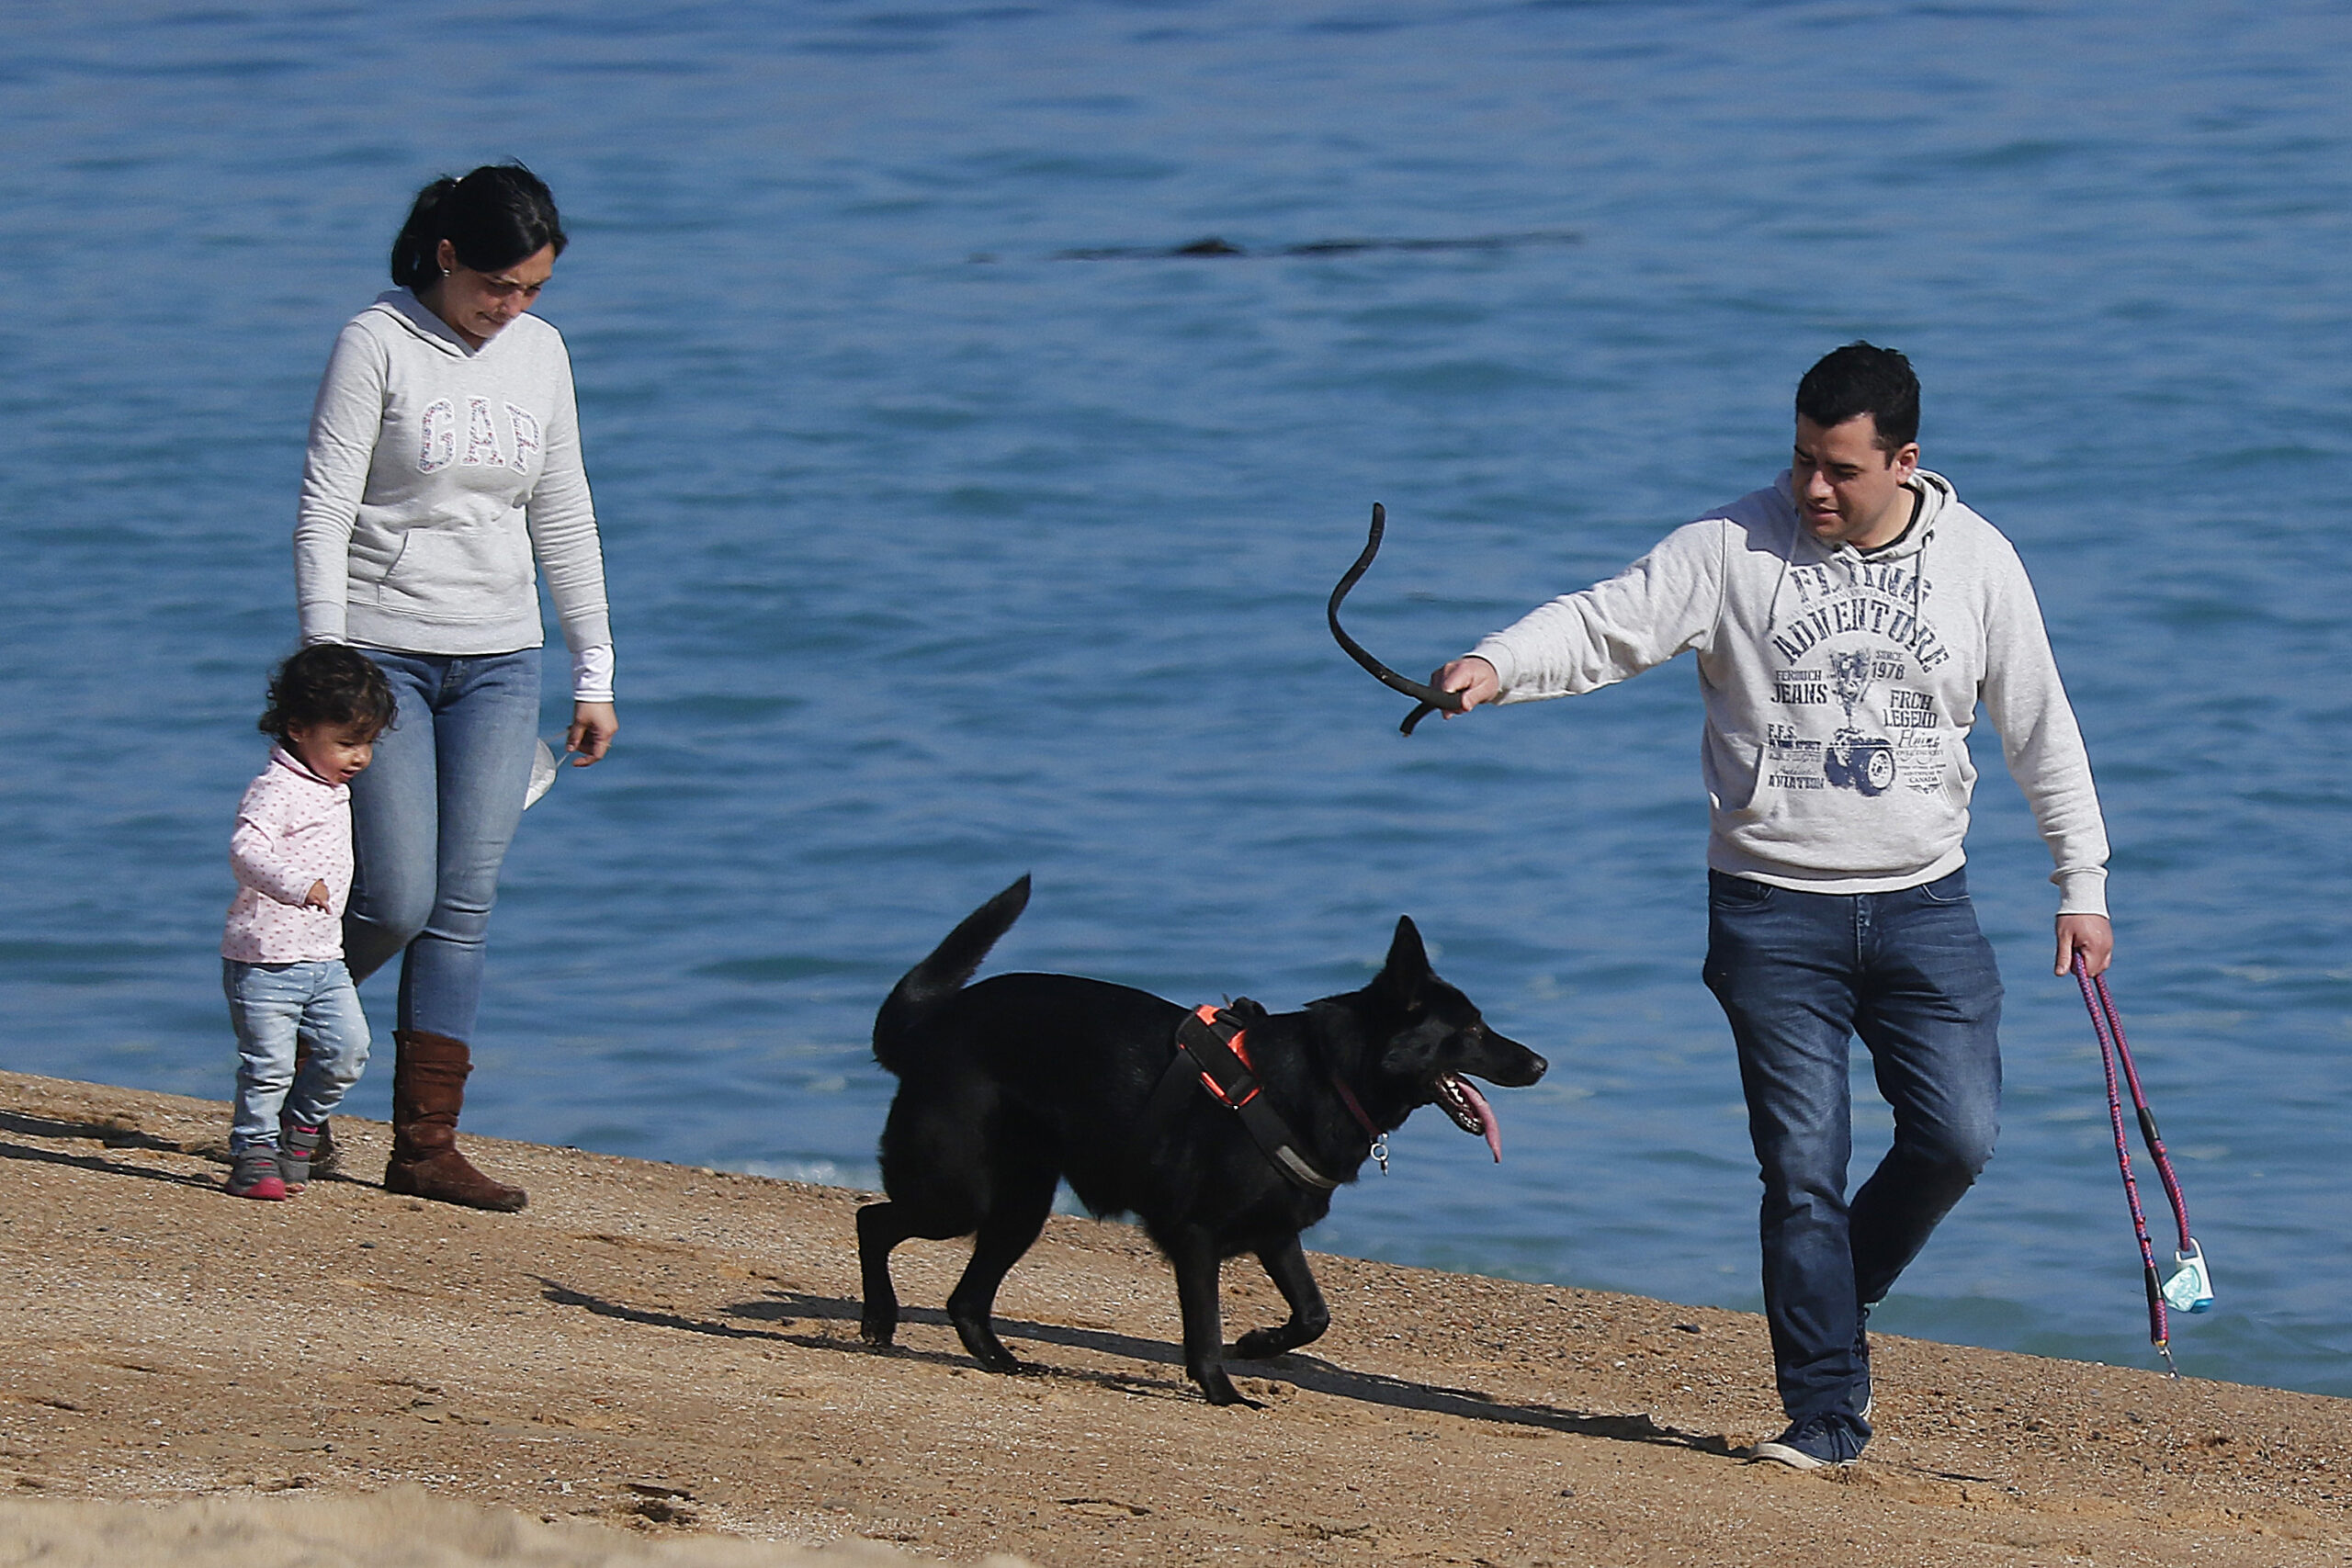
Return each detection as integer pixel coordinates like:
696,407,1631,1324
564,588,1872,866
1378,916,1432,1005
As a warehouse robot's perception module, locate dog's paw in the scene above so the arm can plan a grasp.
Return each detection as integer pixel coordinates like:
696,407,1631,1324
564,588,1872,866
1196,1372,1263,1409
1230,1329,1290,1361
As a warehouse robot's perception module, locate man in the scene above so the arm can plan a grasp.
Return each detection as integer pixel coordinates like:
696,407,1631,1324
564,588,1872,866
1431,343,2112,1470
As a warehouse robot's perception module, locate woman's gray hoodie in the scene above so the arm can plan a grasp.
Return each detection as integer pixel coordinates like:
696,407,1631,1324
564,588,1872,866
294,290,611,680
1468,472,2109,915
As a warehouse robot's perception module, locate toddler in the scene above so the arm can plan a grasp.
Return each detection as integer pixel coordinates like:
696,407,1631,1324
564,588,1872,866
220,645,396,1200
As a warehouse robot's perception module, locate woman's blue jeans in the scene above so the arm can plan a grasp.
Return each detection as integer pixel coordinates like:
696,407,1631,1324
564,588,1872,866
1702,867,2003,1425
344,649,540,1042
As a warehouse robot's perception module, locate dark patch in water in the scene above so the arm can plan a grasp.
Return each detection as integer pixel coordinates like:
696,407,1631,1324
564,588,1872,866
1047,230,1581,261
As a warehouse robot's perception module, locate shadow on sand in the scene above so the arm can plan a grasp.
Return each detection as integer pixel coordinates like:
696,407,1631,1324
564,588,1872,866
537,1279,1736,1456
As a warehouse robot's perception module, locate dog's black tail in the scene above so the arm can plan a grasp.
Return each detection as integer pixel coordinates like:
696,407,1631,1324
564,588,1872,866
872,875,1033,1075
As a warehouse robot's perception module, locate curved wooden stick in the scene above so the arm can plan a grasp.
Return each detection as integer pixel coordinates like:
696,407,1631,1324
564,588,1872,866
1327,502,1464,736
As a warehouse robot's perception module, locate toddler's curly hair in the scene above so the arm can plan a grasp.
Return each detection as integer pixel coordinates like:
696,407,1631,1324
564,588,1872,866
258,645,397,740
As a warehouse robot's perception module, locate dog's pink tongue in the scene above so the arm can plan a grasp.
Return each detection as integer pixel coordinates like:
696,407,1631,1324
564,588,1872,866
1458,1077,1501,1162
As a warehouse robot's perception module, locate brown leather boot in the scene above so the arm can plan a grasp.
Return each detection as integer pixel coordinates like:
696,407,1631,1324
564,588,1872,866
383,1029,527,1212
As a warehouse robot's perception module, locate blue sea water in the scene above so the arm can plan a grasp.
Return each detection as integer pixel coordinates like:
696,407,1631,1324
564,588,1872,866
2,1,2348,1396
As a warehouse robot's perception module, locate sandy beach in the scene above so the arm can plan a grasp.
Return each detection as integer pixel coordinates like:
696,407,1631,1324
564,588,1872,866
1,1066,2345,1567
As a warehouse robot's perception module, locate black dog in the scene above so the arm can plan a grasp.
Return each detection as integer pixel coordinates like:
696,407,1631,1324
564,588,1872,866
856,876,1547,1405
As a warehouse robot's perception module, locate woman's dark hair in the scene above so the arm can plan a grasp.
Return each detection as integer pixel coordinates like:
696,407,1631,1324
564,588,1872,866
1795,341,1920,452
259,645,397,740
390,163,568,290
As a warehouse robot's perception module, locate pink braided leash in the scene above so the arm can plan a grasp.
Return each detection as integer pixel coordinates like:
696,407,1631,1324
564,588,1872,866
2074,953,2207,1375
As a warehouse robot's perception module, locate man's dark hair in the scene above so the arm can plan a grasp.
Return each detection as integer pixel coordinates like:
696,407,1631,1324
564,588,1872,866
1795,342,1919,453
258,645,397,740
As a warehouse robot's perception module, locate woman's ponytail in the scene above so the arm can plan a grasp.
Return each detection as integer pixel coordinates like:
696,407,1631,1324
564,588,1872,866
390,176,461,289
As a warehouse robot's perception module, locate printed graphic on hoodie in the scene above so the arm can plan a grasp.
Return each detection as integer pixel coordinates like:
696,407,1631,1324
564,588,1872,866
1762,557,1949,799
417,397,545,475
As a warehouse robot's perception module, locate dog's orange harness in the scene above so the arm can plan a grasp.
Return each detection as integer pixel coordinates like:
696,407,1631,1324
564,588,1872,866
1190,1003,1261,1109
1131,1002,1391,1193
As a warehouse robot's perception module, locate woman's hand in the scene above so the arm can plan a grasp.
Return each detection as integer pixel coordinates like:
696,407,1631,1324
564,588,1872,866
566,702,618,765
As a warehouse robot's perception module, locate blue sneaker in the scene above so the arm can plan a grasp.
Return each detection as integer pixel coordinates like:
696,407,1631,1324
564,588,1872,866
1750,1412,1870,1471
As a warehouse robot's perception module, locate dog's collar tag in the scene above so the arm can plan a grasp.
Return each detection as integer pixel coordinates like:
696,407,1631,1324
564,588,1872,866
1329,1073,1389,1175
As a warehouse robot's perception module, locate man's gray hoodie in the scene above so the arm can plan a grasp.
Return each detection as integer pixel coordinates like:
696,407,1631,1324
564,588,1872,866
1468,472,2109,915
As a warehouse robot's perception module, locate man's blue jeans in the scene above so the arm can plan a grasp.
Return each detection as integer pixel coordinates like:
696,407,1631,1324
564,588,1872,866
1702,867,2003,1425
344,649,540,1042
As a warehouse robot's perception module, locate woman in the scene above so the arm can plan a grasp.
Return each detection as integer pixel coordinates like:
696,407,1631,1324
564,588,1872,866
293,163,616,1212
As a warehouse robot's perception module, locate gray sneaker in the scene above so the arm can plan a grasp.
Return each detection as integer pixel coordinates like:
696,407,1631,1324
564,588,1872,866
1750,1412,1870,1471
225,1145,288,1201
281,1113,340,1179
278,1124,325,1193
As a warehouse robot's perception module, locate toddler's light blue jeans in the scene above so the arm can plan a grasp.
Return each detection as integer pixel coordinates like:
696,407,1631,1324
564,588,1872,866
223,957,372,1151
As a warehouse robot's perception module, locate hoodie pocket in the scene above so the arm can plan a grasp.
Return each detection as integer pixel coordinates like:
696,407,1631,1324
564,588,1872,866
372,519,534,613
